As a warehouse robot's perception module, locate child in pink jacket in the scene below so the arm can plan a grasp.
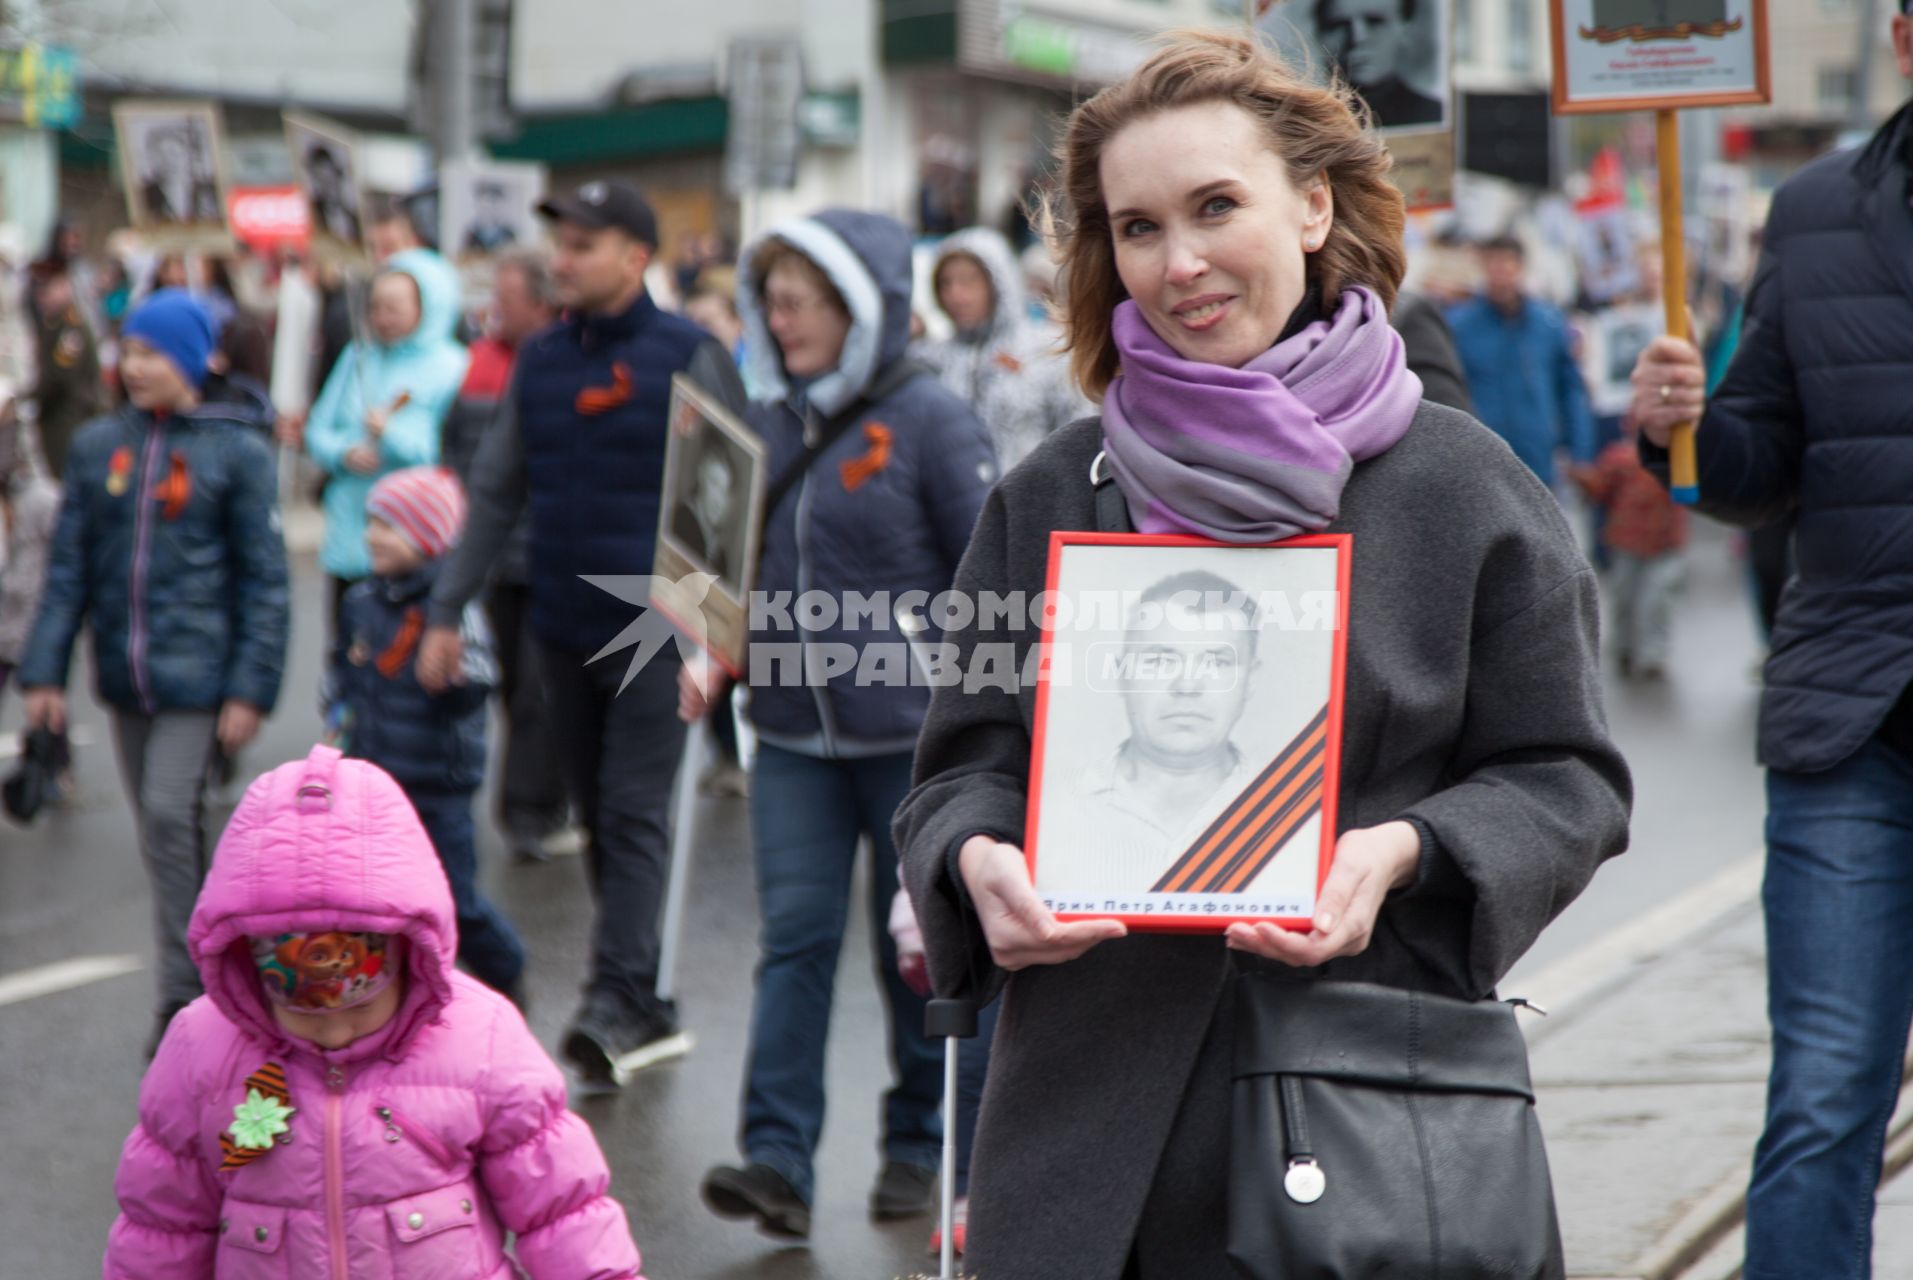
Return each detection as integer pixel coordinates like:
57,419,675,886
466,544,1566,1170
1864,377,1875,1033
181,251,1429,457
102,743,644,1280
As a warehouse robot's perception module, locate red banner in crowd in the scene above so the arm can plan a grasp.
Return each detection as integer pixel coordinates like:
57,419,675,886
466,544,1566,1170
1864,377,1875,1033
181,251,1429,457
228,186,309,252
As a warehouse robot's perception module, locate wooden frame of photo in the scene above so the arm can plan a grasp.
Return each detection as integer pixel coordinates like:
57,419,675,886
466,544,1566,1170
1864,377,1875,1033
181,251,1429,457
651,374,767,679
1548,0,1771,115
111,98,235,249
1024,530,1352,933
284,110,369,263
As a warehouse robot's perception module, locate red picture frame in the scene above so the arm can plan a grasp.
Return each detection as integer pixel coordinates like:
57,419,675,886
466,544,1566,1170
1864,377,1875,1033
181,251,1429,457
1548,0,1771,116
1023,530,1352,933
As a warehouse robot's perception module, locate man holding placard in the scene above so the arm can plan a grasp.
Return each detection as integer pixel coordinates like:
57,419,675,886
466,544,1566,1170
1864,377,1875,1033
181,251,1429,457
1629,10,1913,1275
419,180,747,1091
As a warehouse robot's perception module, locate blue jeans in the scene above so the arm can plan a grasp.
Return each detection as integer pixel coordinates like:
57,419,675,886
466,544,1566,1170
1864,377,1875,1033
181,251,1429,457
741,743,942,1204
1746,734,1913,1279
409,789,527,994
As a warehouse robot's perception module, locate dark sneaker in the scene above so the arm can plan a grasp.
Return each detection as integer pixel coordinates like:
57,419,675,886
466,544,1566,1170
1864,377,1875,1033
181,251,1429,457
702,1162,811,1241
562,998,693,1092
869,1159,937,1220
508,833,552,864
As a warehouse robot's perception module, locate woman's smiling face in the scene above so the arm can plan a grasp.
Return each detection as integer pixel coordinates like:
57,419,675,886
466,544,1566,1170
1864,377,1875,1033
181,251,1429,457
1101,100,1333,369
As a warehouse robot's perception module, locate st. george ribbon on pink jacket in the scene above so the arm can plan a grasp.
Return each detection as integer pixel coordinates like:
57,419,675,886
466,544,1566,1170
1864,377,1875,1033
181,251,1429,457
102,744,644,1280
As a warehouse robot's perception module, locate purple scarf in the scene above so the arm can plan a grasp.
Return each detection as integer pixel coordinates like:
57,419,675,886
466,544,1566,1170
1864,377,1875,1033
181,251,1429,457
1101,286,1422,542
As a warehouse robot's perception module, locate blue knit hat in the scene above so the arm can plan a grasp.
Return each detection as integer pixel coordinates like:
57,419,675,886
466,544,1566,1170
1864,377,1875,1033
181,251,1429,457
122,289,216,390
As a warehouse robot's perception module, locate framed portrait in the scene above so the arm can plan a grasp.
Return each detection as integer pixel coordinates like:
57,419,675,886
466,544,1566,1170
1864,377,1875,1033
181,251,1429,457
284,111,368,261
1253,0,1451,136
652,374,767,677
1025,532,1351,933
439,158,546,263
1549,0,1770,115
112,100,233,247
1581,302,1662,418
1575,206,1643,306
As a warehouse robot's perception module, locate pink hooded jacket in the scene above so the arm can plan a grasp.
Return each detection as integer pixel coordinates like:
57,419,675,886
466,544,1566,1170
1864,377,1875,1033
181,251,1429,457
102,745,643,1280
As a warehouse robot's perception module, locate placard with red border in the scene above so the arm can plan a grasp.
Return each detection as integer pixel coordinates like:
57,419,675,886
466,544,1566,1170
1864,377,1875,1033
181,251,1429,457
1023,530,1351,934
1549,0,1771,116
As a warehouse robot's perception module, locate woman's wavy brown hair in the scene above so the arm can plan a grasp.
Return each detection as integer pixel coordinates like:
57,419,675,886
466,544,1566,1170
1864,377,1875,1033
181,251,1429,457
1047,29,1406,401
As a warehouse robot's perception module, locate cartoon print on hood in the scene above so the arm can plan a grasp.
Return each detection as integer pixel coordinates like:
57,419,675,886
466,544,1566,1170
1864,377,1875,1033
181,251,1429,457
303,248,470,581
911,226,1084,471
102,745,644,1280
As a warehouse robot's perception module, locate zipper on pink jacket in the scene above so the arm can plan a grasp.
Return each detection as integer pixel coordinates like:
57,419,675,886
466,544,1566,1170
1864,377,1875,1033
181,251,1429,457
375,1102,455,1168
324,1063,348,1280
126,423,164,714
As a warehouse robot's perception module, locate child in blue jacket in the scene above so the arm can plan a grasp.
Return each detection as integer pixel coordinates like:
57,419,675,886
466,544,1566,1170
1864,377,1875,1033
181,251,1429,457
322,464,526,1001
18,290,290,1056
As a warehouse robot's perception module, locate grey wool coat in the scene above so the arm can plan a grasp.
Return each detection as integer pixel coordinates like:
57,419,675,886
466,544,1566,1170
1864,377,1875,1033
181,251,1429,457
894,404,1632,1278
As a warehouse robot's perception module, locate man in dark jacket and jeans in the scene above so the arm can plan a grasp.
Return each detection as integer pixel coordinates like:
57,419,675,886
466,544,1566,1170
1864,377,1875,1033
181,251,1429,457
20,290,289,1056
1631,13,1913,1277
418,181,747,1087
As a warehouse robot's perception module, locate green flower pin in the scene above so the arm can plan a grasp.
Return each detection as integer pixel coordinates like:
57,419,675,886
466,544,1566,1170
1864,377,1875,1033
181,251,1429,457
230,1089,296,1150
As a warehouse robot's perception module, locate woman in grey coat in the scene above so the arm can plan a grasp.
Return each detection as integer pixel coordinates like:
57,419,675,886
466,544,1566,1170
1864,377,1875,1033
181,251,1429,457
894,32,1631,1279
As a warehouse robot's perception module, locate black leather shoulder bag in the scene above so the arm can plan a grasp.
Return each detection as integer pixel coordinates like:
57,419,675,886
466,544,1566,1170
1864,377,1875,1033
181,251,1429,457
1227,974,1565,1279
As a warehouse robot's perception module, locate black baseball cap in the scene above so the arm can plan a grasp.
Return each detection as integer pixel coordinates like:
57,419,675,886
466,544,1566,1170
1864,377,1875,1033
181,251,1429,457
536,179,658,246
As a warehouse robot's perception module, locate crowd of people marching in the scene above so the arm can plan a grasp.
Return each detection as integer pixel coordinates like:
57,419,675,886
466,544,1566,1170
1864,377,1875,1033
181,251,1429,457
6,13,1912,1279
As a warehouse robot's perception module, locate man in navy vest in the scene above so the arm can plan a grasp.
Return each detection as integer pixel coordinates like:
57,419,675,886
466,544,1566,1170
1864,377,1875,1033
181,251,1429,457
420,179,747,1087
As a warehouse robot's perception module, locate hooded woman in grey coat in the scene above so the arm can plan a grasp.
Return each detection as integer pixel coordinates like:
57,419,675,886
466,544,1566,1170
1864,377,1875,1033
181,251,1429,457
912,226,1083,471
894,34,1629,1279
689,209,999,1244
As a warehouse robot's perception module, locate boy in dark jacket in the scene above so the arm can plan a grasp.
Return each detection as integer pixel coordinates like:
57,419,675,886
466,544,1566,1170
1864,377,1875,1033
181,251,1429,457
19,290,289,1056
323,464,525,1001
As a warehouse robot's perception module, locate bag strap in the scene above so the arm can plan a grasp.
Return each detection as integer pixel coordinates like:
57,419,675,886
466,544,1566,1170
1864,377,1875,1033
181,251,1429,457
1090,448,1132,534
762,357,930,521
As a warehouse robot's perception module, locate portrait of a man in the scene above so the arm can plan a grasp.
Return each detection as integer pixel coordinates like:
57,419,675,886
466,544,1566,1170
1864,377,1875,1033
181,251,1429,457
1592,0,1728,29
670,438,745,586
464,181,520,254
1069,571,1266,891
304,143,361,247
113,102,230,236
1315,0,1445,128
138,121,222,224
1027,537,1347,923
440,159,546,263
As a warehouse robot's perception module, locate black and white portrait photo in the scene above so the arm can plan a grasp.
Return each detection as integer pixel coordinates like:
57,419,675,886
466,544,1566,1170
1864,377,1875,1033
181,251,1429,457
1591,0,1728,30
1583,302,1663,417
654,375,768,676
286,113,366,255
1255,0,1451,134
1028,536,1349,926
440,159,546,263
113,101,230,235
668,430,750,587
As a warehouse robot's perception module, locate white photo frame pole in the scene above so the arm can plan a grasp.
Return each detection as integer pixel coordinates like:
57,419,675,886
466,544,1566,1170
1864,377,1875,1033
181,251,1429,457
655,715,709,1004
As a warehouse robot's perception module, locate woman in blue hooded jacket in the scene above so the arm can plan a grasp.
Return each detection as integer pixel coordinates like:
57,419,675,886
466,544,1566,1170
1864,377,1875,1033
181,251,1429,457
303,248,468,636
683,209,998,1243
